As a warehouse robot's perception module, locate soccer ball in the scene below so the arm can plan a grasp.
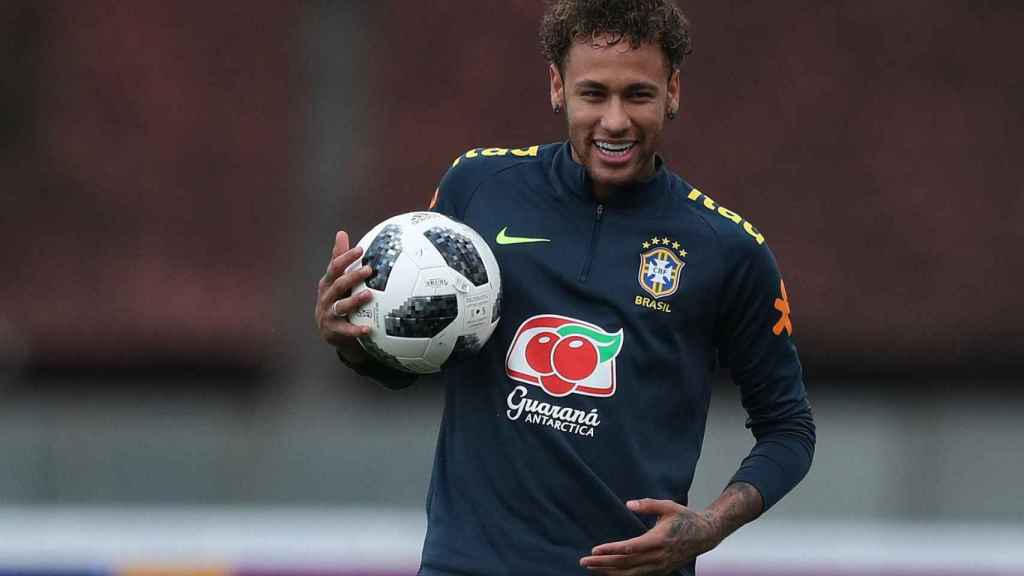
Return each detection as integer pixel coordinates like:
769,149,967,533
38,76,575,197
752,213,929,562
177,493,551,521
346,211,501,374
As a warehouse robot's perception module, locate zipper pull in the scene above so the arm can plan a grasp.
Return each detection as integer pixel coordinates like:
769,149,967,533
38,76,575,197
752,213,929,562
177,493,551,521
595,203,605,220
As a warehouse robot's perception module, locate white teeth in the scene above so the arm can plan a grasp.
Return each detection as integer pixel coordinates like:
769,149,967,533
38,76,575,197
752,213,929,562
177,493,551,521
595,141,635,155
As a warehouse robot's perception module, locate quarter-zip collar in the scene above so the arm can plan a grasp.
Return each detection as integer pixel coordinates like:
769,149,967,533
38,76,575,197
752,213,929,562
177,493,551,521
549,141,669,209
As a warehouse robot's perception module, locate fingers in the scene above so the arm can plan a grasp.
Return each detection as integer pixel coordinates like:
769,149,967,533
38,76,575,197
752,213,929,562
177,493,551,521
322,263,374,307
332,230,350,258
320,291,373,342
582,498,697,575
331,290,374,324
580,550,661,573
327,314,370,339
627,498,684,517
321,245,366,294
590,532,663,557
316,231,375,345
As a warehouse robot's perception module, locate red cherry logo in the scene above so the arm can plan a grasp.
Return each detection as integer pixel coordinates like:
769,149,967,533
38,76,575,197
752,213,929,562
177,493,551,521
551,335,599,382
539,373,576,396
525,331,559,374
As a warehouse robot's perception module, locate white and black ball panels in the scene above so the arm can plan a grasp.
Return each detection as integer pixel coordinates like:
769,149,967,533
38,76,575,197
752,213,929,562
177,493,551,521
346,211,502,374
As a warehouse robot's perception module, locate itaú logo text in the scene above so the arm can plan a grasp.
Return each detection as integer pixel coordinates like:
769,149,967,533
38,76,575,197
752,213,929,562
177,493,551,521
505,314,623,398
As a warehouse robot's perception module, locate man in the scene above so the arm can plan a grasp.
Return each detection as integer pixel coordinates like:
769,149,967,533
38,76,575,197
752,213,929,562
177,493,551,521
315,1,815,574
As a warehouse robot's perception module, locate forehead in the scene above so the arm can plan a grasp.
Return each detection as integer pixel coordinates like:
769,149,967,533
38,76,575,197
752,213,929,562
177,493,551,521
563,35,669,85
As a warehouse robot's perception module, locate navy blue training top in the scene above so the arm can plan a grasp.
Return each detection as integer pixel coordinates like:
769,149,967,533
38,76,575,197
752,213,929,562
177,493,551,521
347,142,815,576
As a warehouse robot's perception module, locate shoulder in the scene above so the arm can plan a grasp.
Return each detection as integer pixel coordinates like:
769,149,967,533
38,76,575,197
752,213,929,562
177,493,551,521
672,183,768,254
664,180,784,285
443,144,555,185
432,144,555,217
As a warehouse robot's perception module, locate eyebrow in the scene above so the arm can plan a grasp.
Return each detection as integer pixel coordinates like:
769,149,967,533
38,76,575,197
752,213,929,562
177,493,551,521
574,80,660,92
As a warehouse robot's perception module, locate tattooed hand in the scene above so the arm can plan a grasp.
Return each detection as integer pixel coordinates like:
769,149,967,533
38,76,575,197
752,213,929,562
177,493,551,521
581,483,763,575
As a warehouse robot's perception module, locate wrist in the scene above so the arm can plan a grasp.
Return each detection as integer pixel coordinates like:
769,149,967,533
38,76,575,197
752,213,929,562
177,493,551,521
699,508,727,548
336,339,369,366
701,482,764,546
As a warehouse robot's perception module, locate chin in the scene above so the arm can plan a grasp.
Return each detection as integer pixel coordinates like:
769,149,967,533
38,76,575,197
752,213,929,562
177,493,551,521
588,170,636,188
585,160,645,187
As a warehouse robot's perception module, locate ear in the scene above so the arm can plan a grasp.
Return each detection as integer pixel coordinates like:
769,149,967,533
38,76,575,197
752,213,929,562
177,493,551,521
549,63,564,111
667,67,681,116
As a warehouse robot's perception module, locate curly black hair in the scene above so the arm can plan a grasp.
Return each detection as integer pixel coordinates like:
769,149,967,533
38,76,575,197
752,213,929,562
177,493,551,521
540,0,692,75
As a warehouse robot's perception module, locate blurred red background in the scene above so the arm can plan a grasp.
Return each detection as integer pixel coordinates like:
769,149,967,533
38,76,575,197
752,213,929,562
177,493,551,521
2,1,1021,378
361,1,1024,376
0,2,297,374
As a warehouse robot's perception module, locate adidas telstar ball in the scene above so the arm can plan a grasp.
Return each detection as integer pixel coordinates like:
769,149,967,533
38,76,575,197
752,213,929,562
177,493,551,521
346,211,501,374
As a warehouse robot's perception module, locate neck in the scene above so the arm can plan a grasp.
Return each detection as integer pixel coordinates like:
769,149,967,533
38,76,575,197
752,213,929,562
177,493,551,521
575,153,658,204
592,181,612,203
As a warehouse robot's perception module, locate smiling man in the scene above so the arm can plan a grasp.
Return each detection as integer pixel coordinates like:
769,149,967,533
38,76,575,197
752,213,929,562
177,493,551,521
315,1,815,575
550,24,680,201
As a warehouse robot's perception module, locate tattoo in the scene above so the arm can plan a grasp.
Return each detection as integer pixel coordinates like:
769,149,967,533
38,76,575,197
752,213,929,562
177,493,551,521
709,482,764,541
668,513,692,539
662,485,764,565
666,508,718,565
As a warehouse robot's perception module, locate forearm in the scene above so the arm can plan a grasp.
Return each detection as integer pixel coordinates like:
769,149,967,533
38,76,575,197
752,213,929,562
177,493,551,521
730,410,816,510
703,481,764,544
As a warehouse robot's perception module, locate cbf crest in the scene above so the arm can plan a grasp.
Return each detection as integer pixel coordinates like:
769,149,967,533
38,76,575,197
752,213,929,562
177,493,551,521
638,235,687,300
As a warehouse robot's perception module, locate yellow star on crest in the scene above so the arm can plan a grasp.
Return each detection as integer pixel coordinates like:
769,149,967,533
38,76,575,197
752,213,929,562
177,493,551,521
679,248,688,257
649,236,661,245
661,237,671,245
642,241,650,249
672,241,680,250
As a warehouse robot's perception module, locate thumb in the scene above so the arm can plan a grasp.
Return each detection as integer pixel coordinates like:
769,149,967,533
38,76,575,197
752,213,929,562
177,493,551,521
626,498,681,517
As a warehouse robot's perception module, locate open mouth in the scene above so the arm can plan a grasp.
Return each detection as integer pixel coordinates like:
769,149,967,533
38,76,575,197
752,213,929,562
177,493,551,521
593,140,636,157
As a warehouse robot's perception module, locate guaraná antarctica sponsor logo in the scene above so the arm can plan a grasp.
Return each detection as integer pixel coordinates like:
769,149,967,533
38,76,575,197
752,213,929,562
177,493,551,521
506,385,601,437
504,314,623,438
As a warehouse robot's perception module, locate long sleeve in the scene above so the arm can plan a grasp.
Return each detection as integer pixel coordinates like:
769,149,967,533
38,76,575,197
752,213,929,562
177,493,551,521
715,238,816,510
336,349,417,390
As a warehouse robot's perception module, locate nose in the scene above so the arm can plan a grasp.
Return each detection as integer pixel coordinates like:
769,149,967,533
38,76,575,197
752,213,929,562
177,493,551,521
600,97,630,134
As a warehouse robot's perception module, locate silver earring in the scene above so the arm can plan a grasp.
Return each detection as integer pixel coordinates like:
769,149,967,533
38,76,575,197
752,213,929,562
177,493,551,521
554,104,563,114
667,109,677,120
